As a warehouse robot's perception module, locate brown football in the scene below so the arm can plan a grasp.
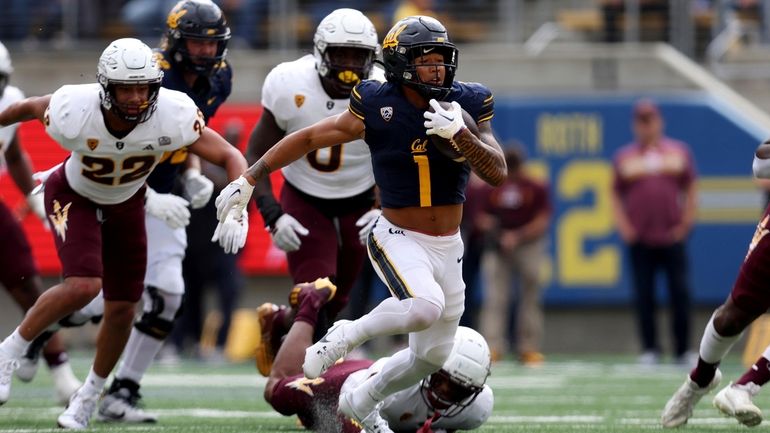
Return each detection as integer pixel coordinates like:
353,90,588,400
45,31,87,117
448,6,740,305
428,101,480,163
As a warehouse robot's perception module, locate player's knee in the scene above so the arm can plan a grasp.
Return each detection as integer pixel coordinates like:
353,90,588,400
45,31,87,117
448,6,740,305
105,302,137,328
63,277,102,306
133,286,181,340
134,311,174,340
406,298,443,331
419,340,454,367
714,306,754,337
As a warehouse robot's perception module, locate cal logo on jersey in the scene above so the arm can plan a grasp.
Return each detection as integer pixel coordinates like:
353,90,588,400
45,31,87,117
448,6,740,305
294,94,305,108
380,106,393,122
87,139,99,151
49,200,72,241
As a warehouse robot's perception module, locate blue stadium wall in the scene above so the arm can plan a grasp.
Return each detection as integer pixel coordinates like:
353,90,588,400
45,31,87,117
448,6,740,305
490,92,768,306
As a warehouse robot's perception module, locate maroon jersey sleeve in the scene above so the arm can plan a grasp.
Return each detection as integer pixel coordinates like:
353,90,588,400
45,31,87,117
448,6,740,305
268,359,374,433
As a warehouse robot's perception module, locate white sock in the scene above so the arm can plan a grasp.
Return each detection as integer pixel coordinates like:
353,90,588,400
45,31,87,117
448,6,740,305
82,367,107,395
114,329,163,383
699,315,742,364
0,328,31,358
345,297,442,348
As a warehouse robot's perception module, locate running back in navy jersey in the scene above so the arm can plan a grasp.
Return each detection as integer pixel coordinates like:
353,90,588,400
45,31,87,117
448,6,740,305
349,80,494,209
146,49,233,193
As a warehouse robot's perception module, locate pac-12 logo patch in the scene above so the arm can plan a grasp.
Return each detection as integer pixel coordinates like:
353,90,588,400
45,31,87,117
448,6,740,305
294,94,305,108
380,106,393,122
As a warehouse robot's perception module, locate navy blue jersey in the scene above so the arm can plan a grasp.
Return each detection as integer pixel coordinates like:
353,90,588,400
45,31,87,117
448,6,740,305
146,50,233,193
349,81,494,209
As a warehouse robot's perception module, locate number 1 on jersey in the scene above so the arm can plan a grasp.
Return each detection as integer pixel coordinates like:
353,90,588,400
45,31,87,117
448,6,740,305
413,155,431,207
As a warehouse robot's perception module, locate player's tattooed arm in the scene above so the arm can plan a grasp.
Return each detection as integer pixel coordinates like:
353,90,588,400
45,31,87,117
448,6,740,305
245,109,287,226
0,95,52,126
453,124,507,186
244,160,272,187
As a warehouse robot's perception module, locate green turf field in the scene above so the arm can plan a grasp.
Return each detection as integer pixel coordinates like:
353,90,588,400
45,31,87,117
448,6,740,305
0,353,761,432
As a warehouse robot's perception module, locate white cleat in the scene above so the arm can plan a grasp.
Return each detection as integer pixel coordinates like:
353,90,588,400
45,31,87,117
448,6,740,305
661,369,722,428
713,381,763,427
338,391,393,433
57,387,99,429
97,388,158,423
15,357,38,383
303,320,352,379
0,348,19,406
51,362,82,406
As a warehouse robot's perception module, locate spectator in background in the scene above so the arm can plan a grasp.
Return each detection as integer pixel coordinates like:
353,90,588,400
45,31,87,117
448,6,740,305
600,0,670,42
479,144,551,365
611,98,697,366
391,0,441,24
459,172,494,330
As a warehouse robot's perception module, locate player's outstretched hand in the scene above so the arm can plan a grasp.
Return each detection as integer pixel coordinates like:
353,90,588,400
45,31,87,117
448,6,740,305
270,213,309,252
424,99,466,139
145,187,191,229
212,208,249,254
182,168,214,209
355,209,381,245
215,176,254,221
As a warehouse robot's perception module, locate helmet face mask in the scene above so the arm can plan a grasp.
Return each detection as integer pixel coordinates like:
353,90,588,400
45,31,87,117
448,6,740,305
419,327,491,417
97,38,164,124
313,8,379,98
382,16,458,100
320,45,376,96
166,0,231,76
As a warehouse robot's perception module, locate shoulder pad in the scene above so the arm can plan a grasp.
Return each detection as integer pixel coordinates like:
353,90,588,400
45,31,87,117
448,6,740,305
47,84,98,140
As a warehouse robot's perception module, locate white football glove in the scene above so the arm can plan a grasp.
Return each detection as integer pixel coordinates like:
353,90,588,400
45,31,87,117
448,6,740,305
32,162,62,186
215,176,255,221
145,187,191,229
26,191,48,228
212,208,249,254
355,209,381,245
423,99,466,139
270,213,309,252
181,168,214,209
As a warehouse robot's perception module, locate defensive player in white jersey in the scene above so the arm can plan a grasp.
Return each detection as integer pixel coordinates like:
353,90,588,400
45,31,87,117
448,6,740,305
0,38,249,429
245,8,383,376
0,40,81,405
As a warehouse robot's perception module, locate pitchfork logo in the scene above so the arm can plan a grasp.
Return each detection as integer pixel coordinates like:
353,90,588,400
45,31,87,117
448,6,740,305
49,200,72,242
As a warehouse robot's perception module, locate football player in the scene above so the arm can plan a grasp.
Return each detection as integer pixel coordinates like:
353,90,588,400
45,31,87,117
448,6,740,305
0,38,248,429
0,40,81,405
661,139,770,428
262,280,492,432
215,15,506,431
244,8,382,377
96,0,235,422
15,1,236,422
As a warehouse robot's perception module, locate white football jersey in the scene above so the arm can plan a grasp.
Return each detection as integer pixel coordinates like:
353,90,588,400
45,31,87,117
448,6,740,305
0,85,24,160
262,54,382,199
46,84,203,205
341,358,493,431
